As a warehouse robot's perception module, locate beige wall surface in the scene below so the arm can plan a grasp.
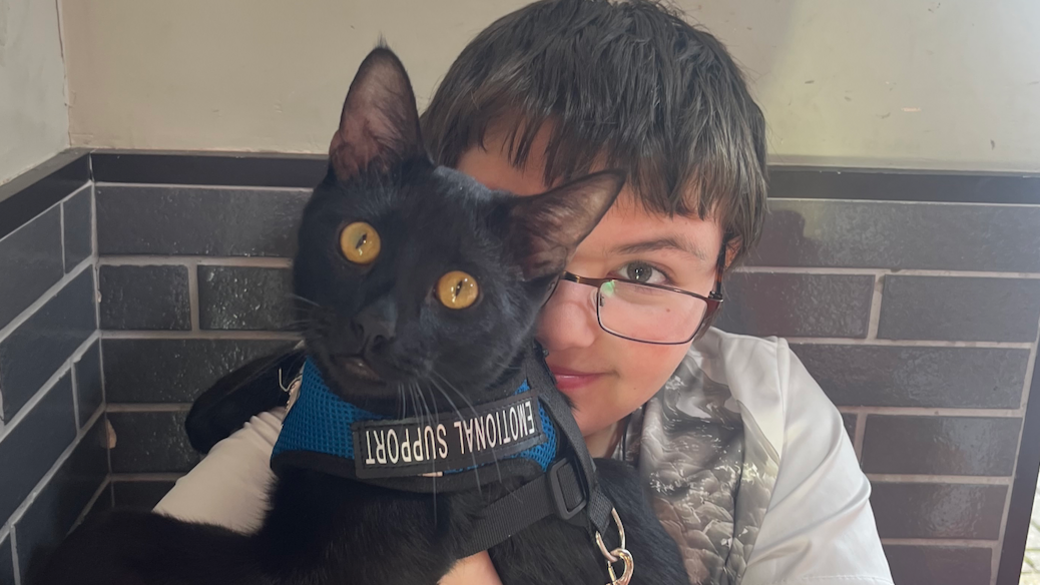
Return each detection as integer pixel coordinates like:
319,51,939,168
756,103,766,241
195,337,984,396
0,0,69,185
62,0,1040,172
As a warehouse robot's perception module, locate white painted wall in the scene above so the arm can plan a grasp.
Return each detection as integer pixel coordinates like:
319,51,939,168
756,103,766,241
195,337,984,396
60,0,1040,172
0,0,70,185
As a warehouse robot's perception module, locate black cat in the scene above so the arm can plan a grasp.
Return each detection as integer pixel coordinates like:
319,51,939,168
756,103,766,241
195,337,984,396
34,47,685,585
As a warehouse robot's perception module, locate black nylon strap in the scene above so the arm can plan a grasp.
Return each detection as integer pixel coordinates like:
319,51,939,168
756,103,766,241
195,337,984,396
457,460,585,558
527,350,614,537
456,347,616,557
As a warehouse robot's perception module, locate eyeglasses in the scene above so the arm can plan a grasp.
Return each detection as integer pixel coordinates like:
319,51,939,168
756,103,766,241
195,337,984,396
546,247,725,345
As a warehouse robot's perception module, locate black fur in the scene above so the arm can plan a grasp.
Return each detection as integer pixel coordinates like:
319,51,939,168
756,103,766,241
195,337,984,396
34,48,686,585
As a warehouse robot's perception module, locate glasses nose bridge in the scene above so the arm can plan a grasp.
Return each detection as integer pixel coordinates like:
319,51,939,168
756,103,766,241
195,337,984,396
554,276,600,310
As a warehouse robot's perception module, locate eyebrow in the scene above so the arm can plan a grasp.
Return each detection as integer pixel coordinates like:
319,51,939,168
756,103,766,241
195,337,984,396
609,236,710,262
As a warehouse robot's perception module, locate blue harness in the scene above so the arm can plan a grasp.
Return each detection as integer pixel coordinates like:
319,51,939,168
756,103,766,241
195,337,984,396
268,346,617,558
271,358,558,481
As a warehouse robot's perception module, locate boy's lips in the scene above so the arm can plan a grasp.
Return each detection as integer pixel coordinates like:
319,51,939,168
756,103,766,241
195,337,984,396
547,365,605,393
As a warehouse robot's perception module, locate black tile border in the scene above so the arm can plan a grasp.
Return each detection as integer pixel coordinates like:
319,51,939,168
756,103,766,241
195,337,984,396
5,151,1040,243
91,151,327,188
769,167,1040,204
997,348,1040,585
0,151,90,240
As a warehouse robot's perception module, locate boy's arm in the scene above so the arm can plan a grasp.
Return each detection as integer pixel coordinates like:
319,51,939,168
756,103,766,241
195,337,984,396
153,406,503,584
153,408,285,534
741,341,893,585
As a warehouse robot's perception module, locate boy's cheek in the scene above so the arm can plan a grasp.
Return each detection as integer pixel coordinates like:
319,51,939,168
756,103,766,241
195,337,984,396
585,341,691,433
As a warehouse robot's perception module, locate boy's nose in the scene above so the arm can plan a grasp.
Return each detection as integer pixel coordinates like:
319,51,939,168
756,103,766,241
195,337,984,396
535,279,599,351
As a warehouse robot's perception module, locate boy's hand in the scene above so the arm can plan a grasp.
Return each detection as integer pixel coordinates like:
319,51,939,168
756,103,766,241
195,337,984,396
440,551,503,585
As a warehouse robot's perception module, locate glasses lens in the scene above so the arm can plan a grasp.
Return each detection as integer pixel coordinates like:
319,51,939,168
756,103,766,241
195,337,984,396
597,280,707,343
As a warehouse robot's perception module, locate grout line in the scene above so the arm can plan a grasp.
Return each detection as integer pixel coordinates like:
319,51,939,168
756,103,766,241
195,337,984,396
0,332,100,444
784,337,1033,349
97,255,293,268
110,472,186,482
0,405,106,544
866,274,883,339
734,266,1040,279
0,258,93,342
835,406,1024,417
94,181,313,194
853,413,867,460
0,183,89,247
881,538,998,548
9,527,19,585
106,403,191,413
187,260,200,332
867,474,1013,485
769,196,1040,209
70,478,111,531
59,195,66,272
70,352,81,432
993,310,1040,581
100,330,300,341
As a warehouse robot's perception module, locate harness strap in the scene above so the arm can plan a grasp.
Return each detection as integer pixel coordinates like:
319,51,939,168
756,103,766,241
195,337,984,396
457,347,615,557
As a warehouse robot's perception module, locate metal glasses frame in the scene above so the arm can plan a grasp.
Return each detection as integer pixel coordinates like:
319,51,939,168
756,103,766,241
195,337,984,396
550,244,726,345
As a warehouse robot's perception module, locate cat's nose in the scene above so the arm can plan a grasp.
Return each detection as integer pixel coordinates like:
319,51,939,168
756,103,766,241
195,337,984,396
351,298,397,351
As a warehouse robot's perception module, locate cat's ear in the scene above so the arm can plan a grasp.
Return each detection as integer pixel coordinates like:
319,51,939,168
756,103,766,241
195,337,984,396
506,170,626,280
329,47,426,181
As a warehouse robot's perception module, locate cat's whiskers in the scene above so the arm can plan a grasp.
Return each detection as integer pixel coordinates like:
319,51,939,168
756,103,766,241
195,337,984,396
426,376,484,496
409,381,439,519
288,293,321,308
428,369,509,492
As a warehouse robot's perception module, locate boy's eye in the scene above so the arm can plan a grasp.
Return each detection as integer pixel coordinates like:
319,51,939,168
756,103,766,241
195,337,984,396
340,222,381,264
616,261,667,285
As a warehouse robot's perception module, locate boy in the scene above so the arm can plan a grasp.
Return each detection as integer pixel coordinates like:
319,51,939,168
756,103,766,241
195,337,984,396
156,1,894,584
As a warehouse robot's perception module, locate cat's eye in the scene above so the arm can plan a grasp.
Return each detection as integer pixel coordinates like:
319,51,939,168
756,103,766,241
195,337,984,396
340,222,381,265
437,271,479,309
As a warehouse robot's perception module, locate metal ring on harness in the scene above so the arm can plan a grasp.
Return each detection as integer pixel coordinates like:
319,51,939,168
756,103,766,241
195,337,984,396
594,507,634,585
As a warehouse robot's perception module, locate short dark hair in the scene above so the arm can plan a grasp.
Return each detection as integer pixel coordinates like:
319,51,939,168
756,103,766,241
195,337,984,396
420,0,768,266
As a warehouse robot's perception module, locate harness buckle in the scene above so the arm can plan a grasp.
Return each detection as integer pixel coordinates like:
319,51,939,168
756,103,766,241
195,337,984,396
547,459,587,521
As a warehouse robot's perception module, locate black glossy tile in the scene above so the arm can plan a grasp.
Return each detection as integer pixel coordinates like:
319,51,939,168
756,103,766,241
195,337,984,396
0,533,12,585
96,185,309,257
871,483,1006,539
0,373,77,525
107,411,200,473
769,168,1040,203
883,545,991,585
102,338,295,403
862,416,1021,476
15,418,108,580
73,341,104,428
714,272,874,338
0,206,63,331
62,186,93,272
791,345,1029,409
198,266,295,330
0,153,89,241
98,265,190,330
749,198,1040,272
878,276,1040,342
91,152,326,188
112,480,177,510
0,270,97,421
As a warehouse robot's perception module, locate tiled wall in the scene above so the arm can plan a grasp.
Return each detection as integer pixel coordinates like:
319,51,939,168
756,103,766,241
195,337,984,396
1,152,1038,585
715,173,1040,585
0,153,107,585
